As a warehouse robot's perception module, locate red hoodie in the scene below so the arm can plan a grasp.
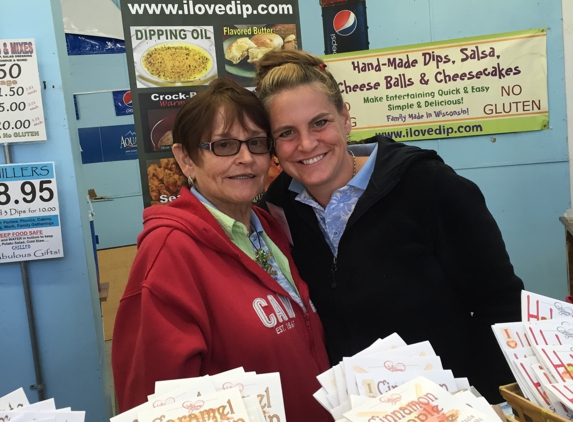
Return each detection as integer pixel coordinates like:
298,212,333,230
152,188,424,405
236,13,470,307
112,187,332,422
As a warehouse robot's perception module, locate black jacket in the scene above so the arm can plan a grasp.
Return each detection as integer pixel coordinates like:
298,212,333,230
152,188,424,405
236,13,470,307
262,135,523,403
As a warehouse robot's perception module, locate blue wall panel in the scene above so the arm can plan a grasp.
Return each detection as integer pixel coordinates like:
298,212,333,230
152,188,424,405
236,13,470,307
0,0,112,420
70,52,142,249
68,54,130,94
74,92,133,127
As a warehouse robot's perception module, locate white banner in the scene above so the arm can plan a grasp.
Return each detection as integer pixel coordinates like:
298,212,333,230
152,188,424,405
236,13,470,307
324,28,548,141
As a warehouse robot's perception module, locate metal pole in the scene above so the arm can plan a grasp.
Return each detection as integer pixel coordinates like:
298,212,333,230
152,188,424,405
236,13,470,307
3,143,45,400
3,143,11,162
19,261,45,400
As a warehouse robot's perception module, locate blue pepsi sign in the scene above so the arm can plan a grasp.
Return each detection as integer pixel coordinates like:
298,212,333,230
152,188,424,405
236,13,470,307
112,90,133,116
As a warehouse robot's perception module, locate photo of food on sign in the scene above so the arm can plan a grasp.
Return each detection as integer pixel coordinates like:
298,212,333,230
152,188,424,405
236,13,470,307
148,108,177,152
137,90,197,154
130,26,218,88
223,24,297,83
147,158,186,206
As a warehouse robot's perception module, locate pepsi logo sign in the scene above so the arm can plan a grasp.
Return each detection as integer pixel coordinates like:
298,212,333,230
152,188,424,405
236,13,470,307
123,91,132,106
333,10,357,36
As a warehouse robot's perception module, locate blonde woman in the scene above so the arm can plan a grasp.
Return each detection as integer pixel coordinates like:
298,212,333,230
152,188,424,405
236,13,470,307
255,50,523,403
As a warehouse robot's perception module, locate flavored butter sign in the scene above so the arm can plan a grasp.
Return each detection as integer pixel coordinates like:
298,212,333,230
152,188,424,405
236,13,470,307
0,39,47,142
324,28,548,141
0,162,63,264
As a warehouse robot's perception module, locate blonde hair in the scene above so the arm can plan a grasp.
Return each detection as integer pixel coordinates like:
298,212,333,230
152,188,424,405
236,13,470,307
254,50,344,113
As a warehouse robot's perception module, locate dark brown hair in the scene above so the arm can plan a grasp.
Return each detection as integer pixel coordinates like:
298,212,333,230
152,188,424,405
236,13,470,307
254,50,344,113
172,77,271,162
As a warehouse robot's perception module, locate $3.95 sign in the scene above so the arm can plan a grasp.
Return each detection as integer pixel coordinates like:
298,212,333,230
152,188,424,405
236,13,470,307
0,162,64,263
0,38,47,143
0,179,54,207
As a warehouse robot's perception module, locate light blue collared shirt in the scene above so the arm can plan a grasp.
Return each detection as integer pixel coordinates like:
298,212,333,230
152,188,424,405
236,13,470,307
190,187,305,309
289,143,378,256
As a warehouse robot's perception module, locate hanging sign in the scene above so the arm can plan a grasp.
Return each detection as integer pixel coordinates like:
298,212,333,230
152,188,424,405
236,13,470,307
324,28,548,141
119,0,302,207
0,39,47,143
0,162,64,264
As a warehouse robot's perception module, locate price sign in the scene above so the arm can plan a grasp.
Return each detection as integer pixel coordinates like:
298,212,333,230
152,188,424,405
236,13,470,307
0,162,63,263
0,39,46,143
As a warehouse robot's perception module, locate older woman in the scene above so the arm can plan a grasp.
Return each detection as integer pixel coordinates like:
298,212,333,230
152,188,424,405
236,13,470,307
255,50,524,403
112,77,332,422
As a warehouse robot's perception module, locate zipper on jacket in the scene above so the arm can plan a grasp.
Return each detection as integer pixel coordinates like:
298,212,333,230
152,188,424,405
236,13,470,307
304,312,311,331
304,312,322,367
331,257,337,288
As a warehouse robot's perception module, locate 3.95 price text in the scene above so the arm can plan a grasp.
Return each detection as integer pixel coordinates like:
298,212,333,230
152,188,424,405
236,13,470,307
0,180,54,206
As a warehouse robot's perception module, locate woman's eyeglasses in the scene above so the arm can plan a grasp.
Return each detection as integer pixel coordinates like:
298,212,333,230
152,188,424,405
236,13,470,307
199,137,273,157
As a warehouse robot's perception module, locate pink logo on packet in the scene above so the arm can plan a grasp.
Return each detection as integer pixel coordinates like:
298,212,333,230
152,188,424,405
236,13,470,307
380,393,401,404
153,397,175,407
384,361,406,372
183,400,205,412
222,382,244,393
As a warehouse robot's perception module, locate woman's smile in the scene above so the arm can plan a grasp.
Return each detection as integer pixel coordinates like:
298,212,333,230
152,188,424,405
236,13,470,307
300,153,327,165
229,173,256,179
269,84,353,205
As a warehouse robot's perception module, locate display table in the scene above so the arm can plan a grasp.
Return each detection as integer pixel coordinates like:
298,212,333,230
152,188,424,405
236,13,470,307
559,216,573,295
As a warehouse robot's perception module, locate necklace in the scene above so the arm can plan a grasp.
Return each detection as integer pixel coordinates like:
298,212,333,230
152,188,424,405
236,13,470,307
348,149,357,177
250,229,277,276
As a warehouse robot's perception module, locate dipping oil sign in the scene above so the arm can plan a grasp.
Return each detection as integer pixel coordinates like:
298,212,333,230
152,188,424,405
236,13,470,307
0,162,63,264
0,39,47,143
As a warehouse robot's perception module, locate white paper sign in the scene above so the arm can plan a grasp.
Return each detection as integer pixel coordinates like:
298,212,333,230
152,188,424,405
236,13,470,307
533,344,573,383
343,376,496,422
0,411,85,422
355,369,458,397
138,388,248,422
211,372,286,422
0,388,29,411
522,290,573,322
525,319,573,346
0,162,63,263
492,322,531,351
154,375,216,396
545,382,573,413
0,39,46,142
343,355,443,396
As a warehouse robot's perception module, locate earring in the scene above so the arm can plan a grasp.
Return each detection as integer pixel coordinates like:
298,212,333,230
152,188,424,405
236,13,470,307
187,176,194,186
